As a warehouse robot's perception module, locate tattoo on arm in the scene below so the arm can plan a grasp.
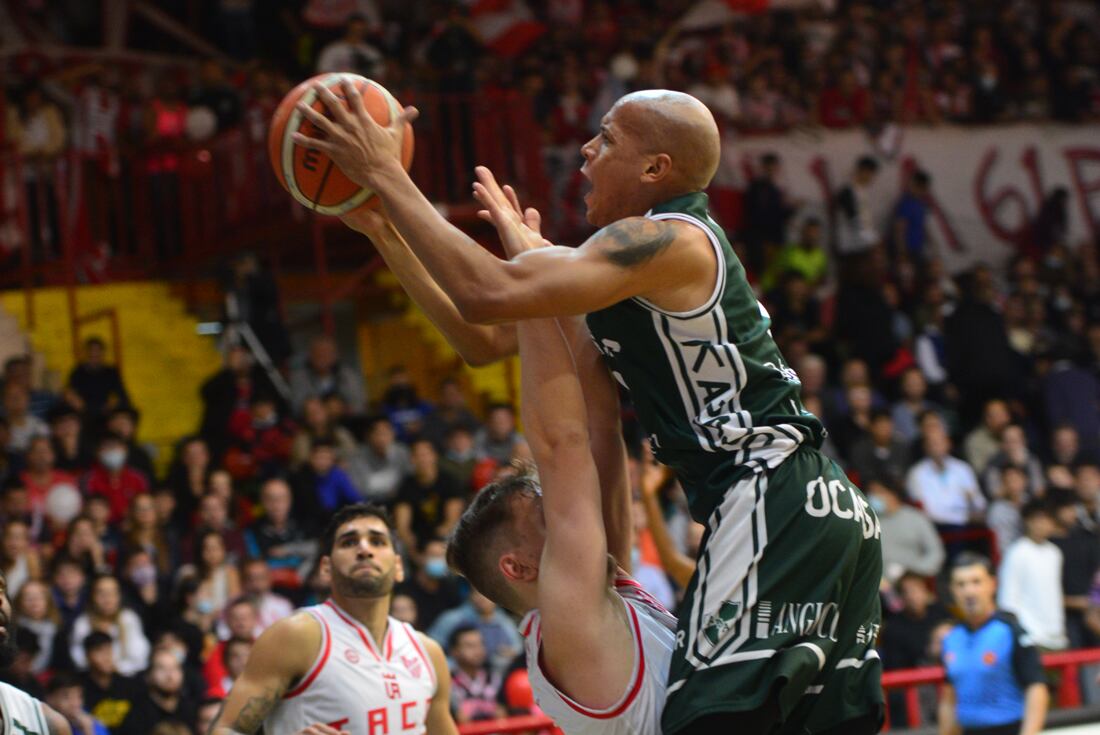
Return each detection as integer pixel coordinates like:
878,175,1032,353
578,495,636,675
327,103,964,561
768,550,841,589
597,219,678,268
210,684,285,735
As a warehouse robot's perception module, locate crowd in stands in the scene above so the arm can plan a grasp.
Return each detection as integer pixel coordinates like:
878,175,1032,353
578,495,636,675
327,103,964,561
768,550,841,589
2,1,1099,258
4,0,1100,188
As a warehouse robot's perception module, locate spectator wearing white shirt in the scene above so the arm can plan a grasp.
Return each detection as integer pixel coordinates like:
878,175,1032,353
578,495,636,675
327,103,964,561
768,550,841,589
906,426,986,529
998,502,1067,650
315,15,384,79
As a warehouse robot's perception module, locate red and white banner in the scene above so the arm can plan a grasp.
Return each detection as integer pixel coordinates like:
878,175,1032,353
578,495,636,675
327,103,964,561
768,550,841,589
680,0,835,30
467,0,545,57
725,124,1100,273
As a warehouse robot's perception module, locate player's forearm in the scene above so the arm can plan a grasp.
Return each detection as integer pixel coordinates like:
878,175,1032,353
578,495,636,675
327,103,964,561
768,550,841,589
371,161,514,317
1020,683,1049,735
937,702,960,735
517,318,590,462
559,316,632,567
372,224,517,365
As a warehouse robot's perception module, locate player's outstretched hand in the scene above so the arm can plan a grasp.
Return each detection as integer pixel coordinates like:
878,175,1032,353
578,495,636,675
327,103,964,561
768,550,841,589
472,165,548,258
292,78,418,190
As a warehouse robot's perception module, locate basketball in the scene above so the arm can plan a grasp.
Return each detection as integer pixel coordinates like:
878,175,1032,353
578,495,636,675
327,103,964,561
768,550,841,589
268,73,414,216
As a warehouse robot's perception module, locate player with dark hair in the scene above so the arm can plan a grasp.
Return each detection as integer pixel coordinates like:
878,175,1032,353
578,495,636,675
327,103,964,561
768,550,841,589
939,553,1049,735
0,569,73,734
208,504,457,735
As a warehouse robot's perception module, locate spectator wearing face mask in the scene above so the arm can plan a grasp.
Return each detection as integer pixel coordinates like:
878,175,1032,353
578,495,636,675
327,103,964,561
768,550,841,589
867,478,945,587
104,406,155,483
395,537,462,630
83,433,149,524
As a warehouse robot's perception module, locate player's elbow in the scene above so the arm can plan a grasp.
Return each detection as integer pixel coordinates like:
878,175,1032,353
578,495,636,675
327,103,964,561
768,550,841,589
457,347,498,367
541,420,591,455
456,335,514,367
455,289,505,325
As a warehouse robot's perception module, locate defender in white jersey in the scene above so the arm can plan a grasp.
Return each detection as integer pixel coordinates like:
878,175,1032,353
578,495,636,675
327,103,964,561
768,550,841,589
210,506,457,735
445,247,676,734
0,571,71,735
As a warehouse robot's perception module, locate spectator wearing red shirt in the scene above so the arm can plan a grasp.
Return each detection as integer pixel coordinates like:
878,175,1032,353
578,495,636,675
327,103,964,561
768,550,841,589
83,433,149,523
818,69,871,128
202,597,258,697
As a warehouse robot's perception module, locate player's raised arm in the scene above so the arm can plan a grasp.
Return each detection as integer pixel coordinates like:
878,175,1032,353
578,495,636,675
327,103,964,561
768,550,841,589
340,207,517,366
208,613,334,735
558,316,633,570
516,311,634,706
293,81,713,323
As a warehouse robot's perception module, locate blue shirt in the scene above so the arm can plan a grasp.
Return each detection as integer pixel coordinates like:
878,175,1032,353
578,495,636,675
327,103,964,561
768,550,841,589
895,194,928,257
314,466,363,511
942,612,1045,728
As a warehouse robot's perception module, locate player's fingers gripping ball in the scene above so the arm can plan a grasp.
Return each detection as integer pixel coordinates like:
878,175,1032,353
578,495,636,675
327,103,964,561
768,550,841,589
268,73,414,215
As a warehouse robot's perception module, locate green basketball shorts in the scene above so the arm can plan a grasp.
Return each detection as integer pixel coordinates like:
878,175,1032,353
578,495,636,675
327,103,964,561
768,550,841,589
662,446,884,735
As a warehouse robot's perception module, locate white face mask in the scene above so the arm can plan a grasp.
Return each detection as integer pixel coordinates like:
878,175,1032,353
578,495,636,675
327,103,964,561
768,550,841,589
99,448,126,470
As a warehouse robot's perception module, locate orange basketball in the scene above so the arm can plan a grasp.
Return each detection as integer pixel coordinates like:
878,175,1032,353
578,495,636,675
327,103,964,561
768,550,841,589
268,73,414,215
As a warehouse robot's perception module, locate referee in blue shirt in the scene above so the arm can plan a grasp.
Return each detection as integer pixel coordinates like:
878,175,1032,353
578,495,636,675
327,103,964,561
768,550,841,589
939,552,1049,735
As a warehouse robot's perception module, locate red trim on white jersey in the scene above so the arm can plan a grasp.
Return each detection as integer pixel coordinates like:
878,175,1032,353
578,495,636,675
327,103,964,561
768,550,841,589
403,623,437,691
284,613,332,699
614,578,672,616
324,600,382,661
541,601,648,720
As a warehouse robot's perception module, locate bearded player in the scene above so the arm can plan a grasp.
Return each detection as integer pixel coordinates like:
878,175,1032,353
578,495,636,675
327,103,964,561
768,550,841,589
208,505,457,735
297,81,883,734
0,570,72,734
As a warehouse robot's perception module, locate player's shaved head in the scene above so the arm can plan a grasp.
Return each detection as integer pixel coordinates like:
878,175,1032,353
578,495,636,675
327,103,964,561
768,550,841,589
613,90,721,191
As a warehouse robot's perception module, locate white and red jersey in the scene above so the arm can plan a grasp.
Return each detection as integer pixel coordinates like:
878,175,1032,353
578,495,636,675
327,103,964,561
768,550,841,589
263,600,437,735
519,573,677,735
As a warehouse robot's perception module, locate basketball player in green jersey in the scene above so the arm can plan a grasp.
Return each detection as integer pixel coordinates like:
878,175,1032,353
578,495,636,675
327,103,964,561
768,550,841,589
295,82,883,735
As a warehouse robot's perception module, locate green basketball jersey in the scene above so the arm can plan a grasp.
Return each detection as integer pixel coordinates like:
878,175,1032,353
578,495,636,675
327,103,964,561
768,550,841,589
585,191,825,522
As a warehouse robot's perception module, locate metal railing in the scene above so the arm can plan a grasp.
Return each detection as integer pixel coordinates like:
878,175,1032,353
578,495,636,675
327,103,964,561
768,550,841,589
881,647,1100,731
450,648,1100,735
